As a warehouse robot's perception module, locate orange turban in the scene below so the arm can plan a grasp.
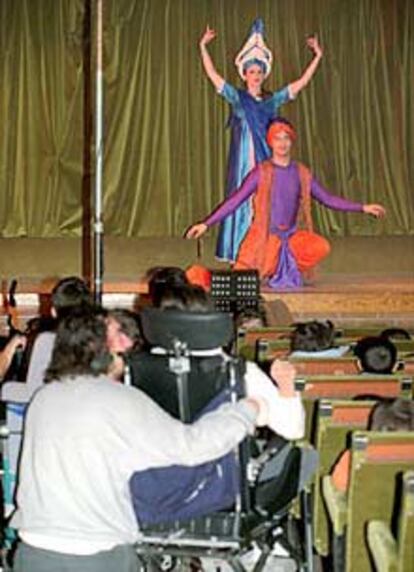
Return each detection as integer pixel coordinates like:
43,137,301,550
266,119,297,147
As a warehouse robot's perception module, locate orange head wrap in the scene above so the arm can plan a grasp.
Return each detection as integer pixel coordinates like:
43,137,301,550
266,118,297,147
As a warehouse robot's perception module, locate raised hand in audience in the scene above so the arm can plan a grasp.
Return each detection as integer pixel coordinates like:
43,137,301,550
0,334,27,381
270,360,297,398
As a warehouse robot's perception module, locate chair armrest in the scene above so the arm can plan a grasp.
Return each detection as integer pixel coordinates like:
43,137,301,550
322,475,347,536
367,520,398,572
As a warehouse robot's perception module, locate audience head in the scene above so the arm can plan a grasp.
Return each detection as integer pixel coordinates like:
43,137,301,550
106,309,142,354
370,398,414,431
51,276,93,320
158,284,214,313
354,336,397,374
235,306,267,331
45,306,112,382
147,266,189,307
290,320,336,353
380,327,411,340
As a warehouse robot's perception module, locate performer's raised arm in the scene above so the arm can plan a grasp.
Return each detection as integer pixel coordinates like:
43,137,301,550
199,26,225,92
289,35,323,98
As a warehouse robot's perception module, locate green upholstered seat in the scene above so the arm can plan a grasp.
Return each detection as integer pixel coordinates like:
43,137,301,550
312,400,375,556
295,374,412,447
323,432,414,572
367,470,414,572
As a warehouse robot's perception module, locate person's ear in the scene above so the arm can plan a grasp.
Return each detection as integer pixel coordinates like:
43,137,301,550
356,358,363,373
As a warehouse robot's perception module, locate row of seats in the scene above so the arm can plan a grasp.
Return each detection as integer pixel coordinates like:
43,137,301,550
323,432,414,572
236,326,414,365
234,324,414,571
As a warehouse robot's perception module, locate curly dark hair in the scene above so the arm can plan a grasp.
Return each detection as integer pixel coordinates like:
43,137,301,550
51,276,93,320
354,336,397,374
146,266,189,307
45,306,112,382
158,284,213,313
290,320,336,352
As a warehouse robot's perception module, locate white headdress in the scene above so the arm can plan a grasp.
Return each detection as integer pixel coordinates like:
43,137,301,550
234,19,273,79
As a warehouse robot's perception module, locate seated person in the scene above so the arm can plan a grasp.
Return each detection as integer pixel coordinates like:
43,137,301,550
353,335,398,374
2,276,93,403
289,320,350,358
128,285,318,532
12,307,262,572
379,327,411,341
146,265,190,307
331,398,414,493
234,306,268,331
106,309,142,355
129,284,305,441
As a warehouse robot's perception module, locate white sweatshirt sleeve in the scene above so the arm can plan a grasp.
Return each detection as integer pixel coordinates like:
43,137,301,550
244,361,305,440
120,387,257,472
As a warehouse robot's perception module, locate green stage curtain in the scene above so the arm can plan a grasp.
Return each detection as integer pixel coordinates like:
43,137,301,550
0,0,412,238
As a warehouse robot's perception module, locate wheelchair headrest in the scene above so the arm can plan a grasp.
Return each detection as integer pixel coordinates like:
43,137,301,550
140,308,234,351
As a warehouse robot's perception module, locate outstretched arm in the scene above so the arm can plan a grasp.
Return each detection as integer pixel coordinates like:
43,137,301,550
185,167,260,240
289,35,323,98
199,26,225,92
311,177,386,218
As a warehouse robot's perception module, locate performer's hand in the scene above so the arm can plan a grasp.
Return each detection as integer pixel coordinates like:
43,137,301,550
270,360,297,398
199,25,216,48
363,204,386,218
185,223,208,239
306,34,323,58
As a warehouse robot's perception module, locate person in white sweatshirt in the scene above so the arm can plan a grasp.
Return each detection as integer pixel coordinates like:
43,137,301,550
12,307,262,572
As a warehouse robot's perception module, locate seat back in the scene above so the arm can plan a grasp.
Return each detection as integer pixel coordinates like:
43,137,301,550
290,357,358,376
346,432,414,572
129,352,243,422
312,400,375,556
254,338,414,364
295,374,413,444
398,470,414,572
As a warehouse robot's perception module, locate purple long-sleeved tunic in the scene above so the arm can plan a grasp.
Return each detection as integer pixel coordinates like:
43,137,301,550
205,162,363,232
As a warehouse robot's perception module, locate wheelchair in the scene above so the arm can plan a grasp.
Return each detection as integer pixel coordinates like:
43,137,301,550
128,308,315,572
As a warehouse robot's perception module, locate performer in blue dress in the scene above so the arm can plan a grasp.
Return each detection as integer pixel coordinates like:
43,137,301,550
199,19,323,262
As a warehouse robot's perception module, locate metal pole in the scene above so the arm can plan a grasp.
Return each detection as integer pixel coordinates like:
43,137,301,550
94,0,104,304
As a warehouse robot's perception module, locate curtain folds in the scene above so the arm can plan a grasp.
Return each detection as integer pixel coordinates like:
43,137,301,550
0,0,412,238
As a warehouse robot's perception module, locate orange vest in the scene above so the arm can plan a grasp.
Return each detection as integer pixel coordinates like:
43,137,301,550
235,160,313,276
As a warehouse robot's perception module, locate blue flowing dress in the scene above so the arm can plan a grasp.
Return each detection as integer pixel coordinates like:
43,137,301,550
216,82,293,262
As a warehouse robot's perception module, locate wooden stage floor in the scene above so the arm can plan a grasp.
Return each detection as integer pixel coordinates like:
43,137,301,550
0,236,413,328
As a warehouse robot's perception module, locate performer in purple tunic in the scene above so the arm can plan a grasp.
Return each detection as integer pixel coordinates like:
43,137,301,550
186,118,386,289
199,19,323,263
